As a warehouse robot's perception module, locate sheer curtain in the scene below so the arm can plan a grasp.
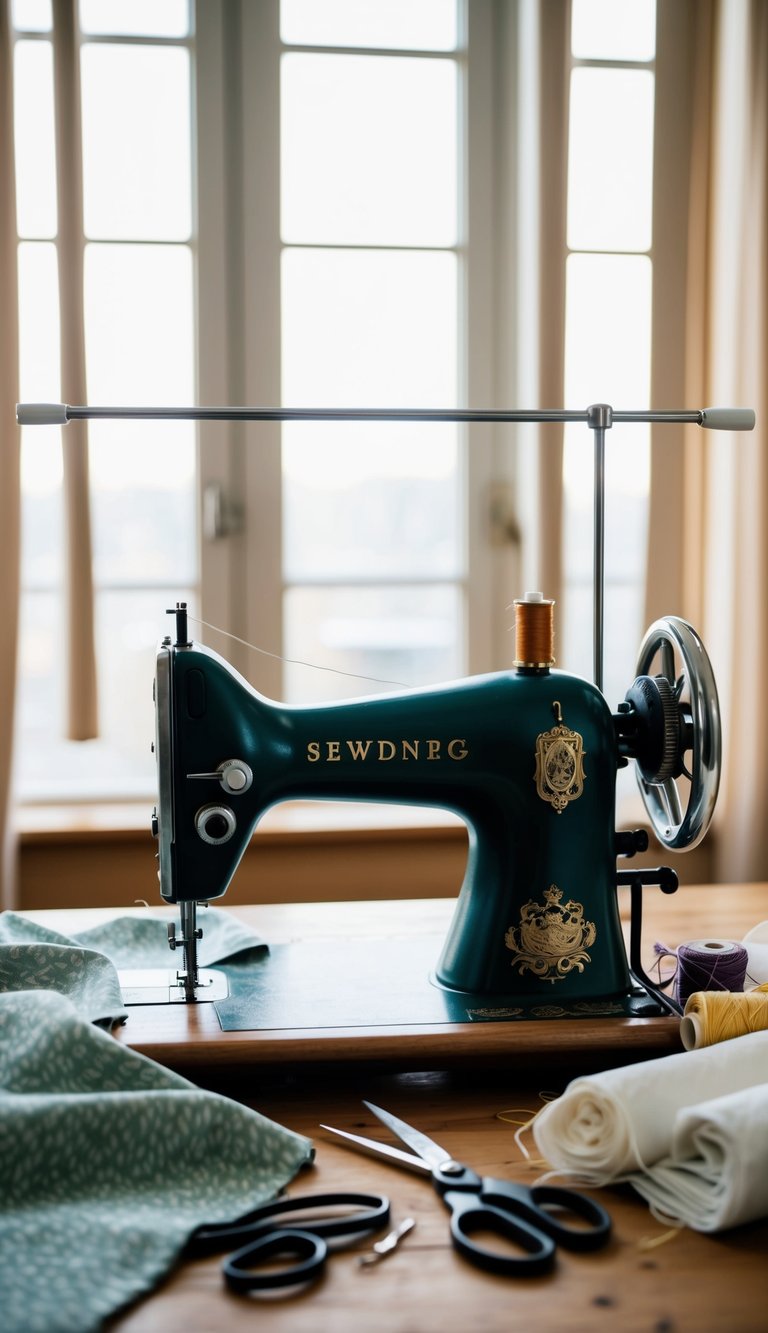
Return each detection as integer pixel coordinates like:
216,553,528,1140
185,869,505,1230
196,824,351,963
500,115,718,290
647,0,768,882
1,0,98,908
0,0,21,909
689,0,768,882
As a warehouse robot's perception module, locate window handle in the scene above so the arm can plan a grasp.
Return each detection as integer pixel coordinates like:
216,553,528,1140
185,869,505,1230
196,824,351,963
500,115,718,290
202,482,243,540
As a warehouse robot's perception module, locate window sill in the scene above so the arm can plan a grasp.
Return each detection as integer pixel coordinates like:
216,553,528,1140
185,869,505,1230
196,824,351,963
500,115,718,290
16,801,468,911
17,799,465,843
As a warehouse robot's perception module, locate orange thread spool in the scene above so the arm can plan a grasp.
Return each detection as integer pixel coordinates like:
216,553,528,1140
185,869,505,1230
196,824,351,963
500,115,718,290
514,594,555,668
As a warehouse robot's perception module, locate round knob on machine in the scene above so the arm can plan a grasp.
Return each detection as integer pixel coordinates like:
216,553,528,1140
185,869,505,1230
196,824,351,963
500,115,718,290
218,758,253,794
195,804,236,845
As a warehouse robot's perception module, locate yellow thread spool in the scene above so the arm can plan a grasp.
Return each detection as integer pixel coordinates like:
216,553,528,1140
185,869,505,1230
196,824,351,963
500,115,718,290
680,985,768,1050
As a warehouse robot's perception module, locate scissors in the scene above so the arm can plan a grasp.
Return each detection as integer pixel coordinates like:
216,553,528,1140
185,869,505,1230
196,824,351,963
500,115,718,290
185,1190,391,1292
321,1101,611,1277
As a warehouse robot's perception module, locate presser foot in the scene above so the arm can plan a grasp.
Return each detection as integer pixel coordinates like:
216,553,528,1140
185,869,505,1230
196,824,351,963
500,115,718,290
118,966,229,1006
116,899,229,1005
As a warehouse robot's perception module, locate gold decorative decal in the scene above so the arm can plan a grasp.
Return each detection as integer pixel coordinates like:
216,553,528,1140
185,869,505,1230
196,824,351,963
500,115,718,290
529,1001,625,1019
465,1007,524,1020
504,884,596,985
534,701,585,812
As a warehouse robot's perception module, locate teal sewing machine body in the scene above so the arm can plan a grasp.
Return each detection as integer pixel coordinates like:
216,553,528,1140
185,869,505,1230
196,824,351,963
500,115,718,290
155,605,659,1004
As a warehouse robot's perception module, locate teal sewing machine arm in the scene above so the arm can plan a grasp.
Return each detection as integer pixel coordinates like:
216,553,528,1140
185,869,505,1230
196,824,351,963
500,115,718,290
154,598,697,1002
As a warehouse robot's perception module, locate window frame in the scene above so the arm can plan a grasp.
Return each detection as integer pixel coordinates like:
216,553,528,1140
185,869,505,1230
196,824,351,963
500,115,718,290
8,0,702,837
194,0,515,698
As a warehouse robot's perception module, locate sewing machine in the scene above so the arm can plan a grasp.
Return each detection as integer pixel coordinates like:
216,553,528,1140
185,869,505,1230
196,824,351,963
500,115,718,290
15,399,754,1017
153,592,718,1015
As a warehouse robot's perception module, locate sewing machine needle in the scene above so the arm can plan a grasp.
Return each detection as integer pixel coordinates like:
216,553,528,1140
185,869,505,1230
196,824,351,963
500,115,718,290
358,1217,416,1267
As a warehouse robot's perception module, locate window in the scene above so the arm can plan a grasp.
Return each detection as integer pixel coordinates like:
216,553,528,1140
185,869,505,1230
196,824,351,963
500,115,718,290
14,0,494,804
279,10,464,700
14,0,197,801
561,0,657,712
12,0,665,816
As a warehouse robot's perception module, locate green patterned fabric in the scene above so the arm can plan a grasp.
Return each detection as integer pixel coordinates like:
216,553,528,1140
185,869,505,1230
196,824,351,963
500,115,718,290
0,907,268,1027
0,916,313,1331
0,940,126,1028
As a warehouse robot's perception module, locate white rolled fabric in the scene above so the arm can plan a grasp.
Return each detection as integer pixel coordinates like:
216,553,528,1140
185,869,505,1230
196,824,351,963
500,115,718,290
743,920,768,985
626,1082,768,1232
532,1029,768,1183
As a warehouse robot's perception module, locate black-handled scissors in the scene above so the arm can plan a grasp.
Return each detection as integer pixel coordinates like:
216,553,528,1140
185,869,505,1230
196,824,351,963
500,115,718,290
321,1102,611,1278
186,1190,390,1291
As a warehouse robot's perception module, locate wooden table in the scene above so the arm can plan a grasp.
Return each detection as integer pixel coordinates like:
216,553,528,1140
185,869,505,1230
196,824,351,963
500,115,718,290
28,884,768,1330
108,1068,768,1333
33,880,767,1075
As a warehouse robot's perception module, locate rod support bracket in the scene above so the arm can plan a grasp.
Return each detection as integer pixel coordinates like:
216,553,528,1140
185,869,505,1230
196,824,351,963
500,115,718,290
586,403,613,431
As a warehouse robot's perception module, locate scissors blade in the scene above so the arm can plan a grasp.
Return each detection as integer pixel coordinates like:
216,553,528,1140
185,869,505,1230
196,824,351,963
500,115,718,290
320,1123,432,1177
362,1101,455,1173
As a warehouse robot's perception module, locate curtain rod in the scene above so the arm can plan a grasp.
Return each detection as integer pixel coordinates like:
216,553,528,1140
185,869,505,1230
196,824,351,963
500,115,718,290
14,399,755,690
14,403,757,429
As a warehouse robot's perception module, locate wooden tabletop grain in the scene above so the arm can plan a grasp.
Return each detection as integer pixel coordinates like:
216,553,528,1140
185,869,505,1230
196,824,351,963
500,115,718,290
106,1067,768,1333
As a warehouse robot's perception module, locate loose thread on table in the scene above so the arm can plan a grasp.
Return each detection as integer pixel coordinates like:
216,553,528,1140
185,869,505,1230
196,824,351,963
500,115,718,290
638,1226,682,1252
653,939,749,1006
496,1092,560,1165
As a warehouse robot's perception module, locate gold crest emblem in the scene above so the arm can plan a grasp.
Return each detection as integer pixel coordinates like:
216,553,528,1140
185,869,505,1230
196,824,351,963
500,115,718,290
504,884,596,984
534,701,585,812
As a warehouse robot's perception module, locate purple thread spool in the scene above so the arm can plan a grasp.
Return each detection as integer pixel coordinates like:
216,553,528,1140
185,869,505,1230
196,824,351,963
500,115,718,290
675,939,749,1007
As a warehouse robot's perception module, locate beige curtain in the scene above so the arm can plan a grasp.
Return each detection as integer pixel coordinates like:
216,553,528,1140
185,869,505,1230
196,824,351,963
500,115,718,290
534,0,569,607
0,0,21,908
53,0,98,740
511,0,569,609
668,0,768,881
1,0,98,907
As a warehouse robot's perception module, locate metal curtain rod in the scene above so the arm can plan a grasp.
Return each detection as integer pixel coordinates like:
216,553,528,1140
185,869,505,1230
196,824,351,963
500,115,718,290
14,403,757,428
15,400,755,691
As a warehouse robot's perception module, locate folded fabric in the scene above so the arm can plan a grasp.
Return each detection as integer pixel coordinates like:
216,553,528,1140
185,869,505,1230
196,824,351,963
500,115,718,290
0,905,266,970
743,918,768,986
532,1028,768,1182
0,988,313,1333
0,940,126,1028
0,907,267,1027
625,1082,768,1232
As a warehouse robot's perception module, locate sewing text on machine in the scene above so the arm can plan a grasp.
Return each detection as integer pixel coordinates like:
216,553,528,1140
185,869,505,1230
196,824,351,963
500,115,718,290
306,738,470,763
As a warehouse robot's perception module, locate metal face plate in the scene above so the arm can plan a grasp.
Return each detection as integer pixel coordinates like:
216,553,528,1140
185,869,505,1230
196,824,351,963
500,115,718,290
154,645,175,900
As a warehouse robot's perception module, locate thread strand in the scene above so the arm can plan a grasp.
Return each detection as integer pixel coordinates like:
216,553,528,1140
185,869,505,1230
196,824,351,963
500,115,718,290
190,616,409,689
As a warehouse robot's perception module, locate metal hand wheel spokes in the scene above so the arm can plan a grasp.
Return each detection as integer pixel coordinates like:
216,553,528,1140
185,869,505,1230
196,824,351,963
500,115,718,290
633,616,721,850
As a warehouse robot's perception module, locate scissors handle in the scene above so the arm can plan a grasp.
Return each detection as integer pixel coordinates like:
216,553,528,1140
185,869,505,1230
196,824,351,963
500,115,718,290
443,1179,611,1277
445,1191,557,1277
522,1183,612,1251
186,1190,391,1291
186,1190,390,1258
223,1228,326,1293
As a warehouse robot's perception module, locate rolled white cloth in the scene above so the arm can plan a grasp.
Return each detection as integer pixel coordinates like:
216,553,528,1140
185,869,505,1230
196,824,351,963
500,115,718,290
743,919,768,985
532,1028,768,1183
626,1082,768,1232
